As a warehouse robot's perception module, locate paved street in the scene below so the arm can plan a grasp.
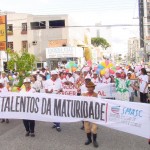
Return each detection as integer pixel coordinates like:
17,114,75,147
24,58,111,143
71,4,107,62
0,119,149,150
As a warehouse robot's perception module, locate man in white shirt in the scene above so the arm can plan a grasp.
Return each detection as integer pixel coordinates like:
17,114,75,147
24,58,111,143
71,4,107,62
45,70,62,132
65,72,75,85
91,72,99,85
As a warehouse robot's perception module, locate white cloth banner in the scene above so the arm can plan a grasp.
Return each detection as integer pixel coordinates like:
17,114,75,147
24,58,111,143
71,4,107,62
0,92,150,139
95,83,116,98
61,84,77,96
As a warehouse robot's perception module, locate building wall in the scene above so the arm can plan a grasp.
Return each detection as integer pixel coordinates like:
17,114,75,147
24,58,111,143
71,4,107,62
7,13,81,61
128,37,140,62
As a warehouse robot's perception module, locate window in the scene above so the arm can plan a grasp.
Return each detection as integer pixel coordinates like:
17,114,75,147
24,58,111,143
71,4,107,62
22,41,28,51
7,24,13,35
49,20,65,28
8,42,13,50
30,21,46,30
21,23,27,34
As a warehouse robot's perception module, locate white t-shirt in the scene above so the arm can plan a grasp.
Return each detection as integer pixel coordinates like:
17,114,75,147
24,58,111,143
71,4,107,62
1,77,9,87
59,78,67,84
139,75,149,93
91,78,99,85
67,76,75,84
31,81,42,92
0,87,8,92
102,77,111,84
45,78,62,94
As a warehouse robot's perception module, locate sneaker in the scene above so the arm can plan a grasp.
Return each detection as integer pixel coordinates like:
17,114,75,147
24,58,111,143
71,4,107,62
52,124,56,128
6,119,9,123
25,132,30,137
56,127,61,132
1,119,5,123
30,133,35,137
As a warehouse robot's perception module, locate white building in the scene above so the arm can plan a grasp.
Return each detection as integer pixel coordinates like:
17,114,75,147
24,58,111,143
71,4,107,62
2,12,86,69
128,37,140,62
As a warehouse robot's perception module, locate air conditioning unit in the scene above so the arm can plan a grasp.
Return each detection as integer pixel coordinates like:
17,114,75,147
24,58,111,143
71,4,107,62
32,41,37,45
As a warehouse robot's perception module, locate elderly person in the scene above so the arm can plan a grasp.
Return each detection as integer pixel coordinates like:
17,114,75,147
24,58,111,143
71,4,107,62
0,79,9,123
30,75,42,92
82,81,99,148
45,70,62,132
20,78,36,137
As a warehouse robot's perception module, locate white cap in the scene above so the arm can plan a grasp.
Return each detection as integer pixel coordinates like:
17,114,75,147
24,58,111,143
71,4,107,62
23,78,31,83
51,70,58,75
127,71,132,74
85,74,91,80
0,79,4,84
68,71,73,74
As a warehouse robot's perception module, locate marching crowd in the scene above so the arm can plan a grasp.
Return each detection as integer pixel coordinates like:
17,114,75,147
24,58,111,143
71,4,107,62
0,64,150,147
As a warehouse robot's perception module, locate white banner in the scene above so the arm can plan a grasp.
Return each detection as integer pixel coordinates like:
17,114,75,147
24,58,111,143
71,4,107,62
61,84,77,96
95,83,116,98
0,92,150,139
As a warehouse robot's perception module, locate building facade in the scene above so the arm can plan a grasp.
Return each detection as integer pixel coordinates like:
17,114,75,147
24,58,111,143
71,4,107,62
128,37,140,63
138,0,150,61
5,12,86,65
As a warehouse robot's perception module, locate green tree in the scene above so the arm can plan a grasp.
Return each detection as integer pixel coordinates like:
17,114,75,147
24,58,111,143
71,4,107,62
7,49,37,87
91,37,111,49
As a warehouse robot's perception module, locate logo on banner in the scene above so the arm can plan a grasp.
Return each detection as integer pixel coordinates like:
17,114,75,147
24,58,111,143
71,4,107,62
122,107,142,118
111,106,120,114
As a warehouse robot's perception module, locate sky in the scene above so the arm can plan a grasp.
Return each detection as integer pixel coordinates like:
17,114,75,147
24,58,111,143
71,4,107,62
0,0,139,54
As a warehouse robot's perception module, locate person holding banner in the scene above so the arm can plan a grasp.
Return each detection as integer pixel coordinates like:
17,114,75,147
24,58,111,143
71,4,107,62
45,70,62,132
20,78,36,137
0,79,9,123
91,72,100,85
82,81,99,148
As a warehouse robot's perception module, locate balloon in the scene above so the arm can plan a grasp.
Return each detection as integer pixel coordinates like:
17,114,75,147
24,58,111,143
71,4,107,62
116,66,120,70
98,64,104,70
94,66,98,71
65,64,71,69
101,62,106,68
69,61,74,67
105,60,109,66
100,69,106,76
107,63,113,68
72,67,76,72
109,69,115,74
87,60,92,67
105,68,109,73
111,66,116,71
96,68,101,74
73,63,78,68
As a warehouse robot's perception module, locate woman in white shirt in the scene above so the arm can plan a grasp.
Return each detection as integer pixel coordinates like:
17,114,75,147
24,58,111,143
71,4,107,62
138,68,149,103
30,75,42,92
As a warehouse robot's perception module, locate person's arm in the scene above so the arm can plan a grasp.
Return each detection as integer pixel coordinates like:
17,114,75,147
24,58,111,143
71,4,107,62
45,89,53,93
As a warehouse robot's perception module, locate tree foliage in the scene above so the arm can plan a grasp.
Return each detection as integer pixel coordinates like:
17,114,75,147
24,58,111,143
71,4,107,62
91,37,111,49
7,49,36,72
7,49,37,87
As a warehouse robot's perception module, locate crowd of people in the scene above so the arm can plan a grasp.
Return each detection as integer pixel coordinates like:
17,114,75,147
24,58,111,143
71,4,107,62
0,63,150,147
